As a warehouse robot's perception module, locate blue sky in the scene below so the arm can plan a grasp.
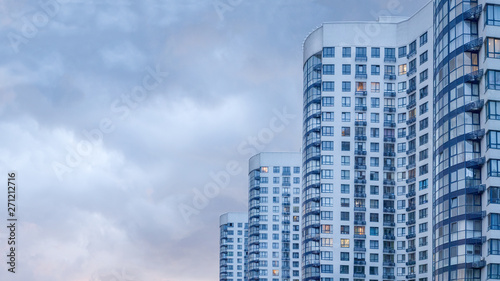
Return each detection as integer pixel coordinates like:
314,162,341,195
0,0,429,280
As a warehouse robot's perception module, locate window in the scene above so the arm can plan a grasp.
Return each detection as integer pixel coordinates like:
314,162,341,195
370,143,379,152
488,263,500,279
398,81,406,92
370,240,379,249
371,47,380,58
342,47,351,58
490,239,500,255
321,170,334,179
419,208,428,219
321,211,333,220
322,126,334,136
490,213,500,230
419,118,428,130
318,115,334,127
487,101,500,120
371,128,379,138
340,252,349,261
419,179,428,190
488,131,500,149
371,113,379,123
341,212,349,221
486,4,500,26
419,102,428,115
341,198,350,207
341,170,350,180
398,97,406,107
341,156,350,165
487,70,500,90
342,64,351,75
321,265,333,273
341,141,350,151
489,160,500,177
385,48,395,59
340,238,350,248
340,265,349,274
371,82,380,92
322,82,335,91
419,149,428,161
322,141,333,151
398,64,407,75
322,183,333,193
323,64,335,74
420,32,427,46
419,134,428,145
323,47,335,57
370,157,379,167
371,65,380,75
371,98,380,108
370,253,378,262
321,238,333,247
420,51,428,64
419,69,428,82
341,112,350,122
420,86,428,99
322,97,334,106
356,47,367,59
398,46,407,58
341,184,350,194
342,82,351,92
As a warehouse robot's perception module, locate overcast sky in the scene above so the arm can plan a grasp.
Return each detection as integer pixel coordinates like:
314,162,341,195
0,0,430,280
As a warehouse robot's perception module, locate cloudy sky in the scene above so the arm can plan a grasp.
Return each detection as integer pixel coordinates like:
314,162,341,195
0,0,429,280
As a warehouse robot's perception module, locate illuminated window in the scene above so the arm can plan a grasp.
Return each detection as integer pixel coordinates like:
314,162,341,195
272,269,279,276
341,238,350,248
261,166,268,173
398,64,407,75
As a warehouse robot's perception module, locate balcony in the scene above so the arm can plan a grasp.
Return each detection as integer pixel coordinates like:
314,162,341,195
465,99,484,112
384,137,396,143
354,259,366,265
354,247,366,252
384,166,396,171
384,91,396,97
407,68,417,77
465,129,485,140
355,121,367,126
406,191,416,198
406,219,416,225
354,220,366,225
406,205,416,212
355,91,368,96
354,165,367,170
463,4,482,21
383,207,395,213
407,50,417,59
465,37,483,52
406,163,416,170
383,179,395,185
406,274,416,279
384,106,396,113
355,150,367,155
406,86,416,94
355,55,368,62
383,248,395,254
406,148,416,155
354,234,366,239
353,273,366,278
383,274,395,279
384,151,396,157
384,57,396,63
354,179,367,184
466,157,486,168
383,193,395,199
464,69,483,84
406,132,416,140
354,192,367,198
406,178,416,184
383,235,396,240
355,136,367,141
384,74,396,80
472,260,486,268
406,117,416,125
355,73,368,79
406,260,416,266
355,105,367,111
383,261,395,267
406,100,416,109
384,121,396,128
468,236,486,245
466,184,486,194
466,210,486,220
354,207,367,212
383,221,395,226
406,246,416,252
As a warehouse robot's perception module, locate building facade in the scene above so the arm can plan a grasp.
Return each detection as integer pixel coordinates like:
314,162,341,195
220,212,249,281
247,152,302,281
302,2,434,281
433,0,500,281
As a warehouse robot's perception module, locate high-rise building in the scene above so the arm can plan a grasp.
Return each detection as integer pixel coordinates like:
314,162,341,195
433,1,500,281
220,212,249,281
301,2,434,281
247,152,302,281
